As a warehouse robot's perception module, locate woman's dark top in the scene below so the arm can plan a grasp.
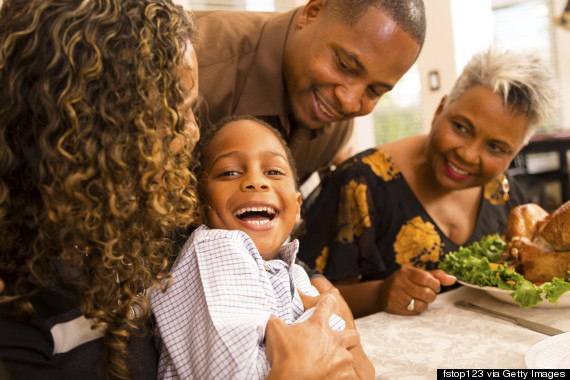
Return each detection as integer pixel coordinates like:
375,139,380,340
0,287,157,379
295,148,526,282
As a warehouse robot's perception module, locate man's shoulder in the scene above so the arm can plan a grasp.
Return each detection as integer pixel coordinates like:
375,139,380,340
194,10,276,64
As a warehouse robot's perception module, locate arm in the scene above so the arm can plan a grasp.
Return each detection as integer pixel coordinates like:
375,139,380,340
151,230,273,379
335,267,456,316
303,280,374,379
265,295,373,380
0,302,61,380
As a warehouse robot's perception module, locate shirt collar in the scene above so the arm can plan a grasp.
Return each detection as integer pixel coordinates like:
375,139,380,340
234,8,300,135
277,238,299,267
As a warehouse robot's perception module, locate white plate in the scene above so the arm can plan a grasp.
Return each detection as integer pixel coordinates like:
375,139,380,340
526,332,570,368
458,280,570,308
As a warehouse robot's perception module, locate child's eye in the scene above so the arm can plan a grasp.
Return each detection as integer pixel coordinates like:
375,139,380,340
219,170,240,177
265,169,285,176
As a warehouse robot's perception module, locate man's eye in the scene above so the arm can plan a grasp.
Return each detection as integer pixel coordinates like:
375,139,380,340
337,56,354,74
367,86,381,98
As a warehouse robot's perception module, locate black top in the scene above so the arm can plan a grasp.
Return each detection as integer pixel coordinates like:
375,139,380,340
295,148,527,282
0,287,157,379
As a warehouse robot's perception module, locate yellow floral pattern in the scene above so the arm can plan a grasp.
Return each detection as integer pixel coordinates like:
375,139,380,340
394,216,443,269
315,246,329,275
361,150,401,181
335,180,371,243
483,173,509,205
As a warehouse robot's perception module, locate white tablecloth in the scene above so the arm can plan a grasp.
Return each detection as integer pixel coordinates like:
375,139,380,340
354,286,570,379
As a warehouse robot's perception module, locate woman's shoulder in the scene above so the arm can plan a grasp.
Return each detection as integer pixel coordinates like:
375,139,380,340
336,147,400,178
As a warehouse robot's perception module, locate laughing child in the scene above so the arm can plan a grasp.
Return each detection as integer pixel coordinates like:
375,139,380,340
150,115,373,379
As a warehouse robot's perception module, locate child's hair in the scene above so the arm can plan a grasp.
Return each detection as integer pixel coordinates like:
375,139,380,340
196,115,299,187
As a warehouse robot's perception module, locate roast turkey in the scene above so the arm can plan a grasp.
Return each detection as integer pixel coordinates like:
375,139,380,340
504,200,570,282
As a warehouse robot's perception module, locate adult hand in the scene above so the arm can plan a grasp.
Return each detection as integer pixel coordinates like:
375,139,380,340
378,266,456,315
298,287,356,330
310,276,355,329
265,295,360,380
0,278,4,294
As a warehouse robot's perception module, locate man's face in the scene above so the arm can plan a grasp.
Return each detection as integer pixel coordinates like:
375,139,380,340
283,1,420,130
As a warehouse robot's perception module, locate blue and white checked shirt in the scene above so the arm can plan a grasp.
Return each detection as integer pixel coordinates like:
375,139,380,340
150,225,345,380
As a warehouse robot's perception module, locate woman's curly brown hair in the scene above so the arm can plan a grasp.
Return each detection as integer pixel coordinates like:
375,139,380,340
0,0,199,378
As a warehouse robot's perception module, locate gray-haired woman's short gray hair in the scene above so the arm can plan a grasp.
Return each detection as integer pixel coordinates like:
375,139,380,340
445,45,559,142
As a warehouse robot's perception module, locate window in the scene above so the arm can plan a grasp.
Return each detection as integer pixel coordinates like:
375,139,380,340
373,65,423,145
492,0,560,132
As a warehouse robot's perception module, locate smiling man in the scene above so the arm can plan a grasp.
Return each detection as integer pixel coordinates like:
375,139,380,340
194,0,426,183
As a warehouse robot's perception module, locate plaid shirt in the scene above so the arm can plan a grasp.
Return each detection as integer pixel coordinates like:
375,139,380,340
150,225,345,379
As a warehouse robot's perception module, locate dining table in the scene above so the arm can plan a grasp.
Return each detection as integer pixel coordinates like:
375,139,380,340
354,285,570,379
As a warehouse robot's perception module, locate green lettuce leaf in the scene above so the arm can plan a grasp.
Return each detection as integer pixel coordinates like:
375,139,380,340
541,275,570,304
438,235,570,308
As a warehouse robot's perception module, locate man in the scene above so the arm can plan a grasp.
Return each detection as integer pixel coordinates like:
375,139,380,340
194,0,426,183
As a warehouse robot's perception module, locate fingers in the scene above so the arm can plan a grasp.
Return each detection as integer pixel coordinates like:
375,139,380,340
310,294,336,324
402,266,441,292
430,269,457,286
318,287,355,329
337,327,360,351
382,267,444,315
298,289,321,310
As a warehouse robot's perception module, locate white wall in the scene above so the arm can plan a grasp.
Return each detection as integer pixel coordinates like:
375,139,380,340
417,0,494,133
553,0,570,128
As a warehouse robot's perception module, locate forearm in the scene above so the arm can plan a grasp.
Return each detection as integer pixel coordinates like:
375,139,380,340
309,279,375,379
335,280,384,319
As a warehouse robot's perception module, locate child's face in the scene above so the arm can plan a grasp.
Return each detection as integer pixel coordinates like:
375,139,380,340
202,120,302,260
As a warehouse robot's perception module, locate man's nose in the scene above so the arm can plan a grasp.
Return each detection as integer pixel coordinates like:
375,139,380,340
334,84,363,116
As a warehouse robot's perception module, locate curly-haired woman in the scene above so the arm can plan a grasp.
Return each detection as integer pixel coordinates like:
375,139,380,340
0,0,200,378
0,0,364,378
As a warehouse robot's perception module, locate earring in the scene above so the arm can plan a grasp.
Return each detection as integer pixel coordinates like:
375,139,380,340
501,174,510,202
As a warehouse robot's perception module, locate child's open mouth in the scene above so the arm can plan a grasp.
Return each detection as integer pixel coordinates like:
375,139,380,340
234,206,276,225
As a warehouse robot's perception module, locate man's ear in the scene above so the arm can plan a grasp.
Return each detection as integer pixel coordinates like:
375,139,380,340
295,191,302,223
297,0,326,27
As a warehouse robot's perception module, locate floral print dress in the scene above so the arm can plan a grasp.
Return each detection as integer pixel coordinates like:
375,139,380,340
294,148,526,282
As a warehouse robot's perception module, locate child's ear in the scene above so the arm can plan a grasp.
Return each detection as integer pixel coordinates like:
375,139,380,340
295,192,302,223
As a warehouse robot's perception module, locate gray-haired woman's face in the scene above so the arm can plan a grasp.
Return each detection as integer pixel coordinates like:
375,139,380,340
426,85,529,191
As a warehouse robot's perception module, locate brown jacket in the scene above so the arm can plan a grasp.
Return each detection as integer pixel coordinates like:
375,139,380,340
194,9,353,182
